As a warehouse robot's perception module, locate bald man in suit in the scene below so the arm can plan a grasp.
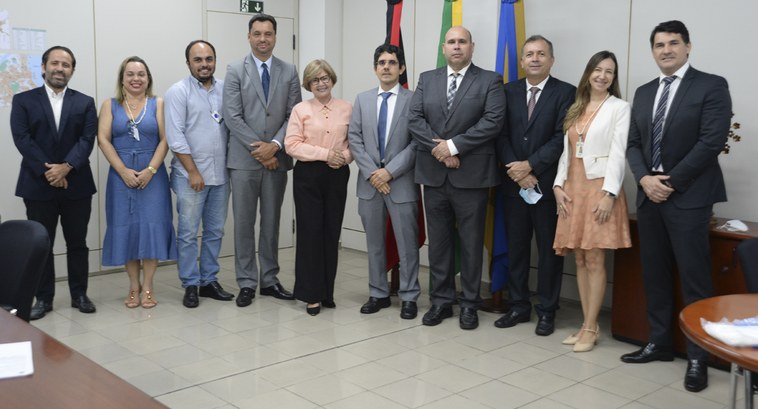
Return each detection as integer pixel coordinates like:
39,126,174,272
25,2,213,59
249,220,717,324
408,26,505,330
223,13,302,307
349,43,420,320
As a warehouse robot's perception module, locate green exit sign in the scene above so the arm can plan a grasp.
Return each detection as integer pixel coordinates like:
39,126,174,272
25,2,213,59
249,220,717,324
241,1,264,13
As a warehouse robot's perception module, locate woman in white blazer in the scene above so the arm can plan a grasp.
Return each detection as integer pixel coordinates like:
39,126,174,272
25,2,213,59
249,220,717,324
553,51,632,352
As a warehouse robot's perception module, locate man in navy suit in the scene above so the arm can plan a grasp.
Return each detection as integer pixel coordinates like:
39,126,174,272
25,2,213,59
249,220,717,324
622,20,732,393
408,26,505,330
11,46,98,320
495,35,575,336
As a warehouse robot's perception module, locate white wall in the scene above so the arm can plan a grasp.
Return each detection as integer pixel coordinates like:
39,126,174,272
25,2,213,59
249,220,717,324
337,0,758,305
1,0,755,291
0,0,298,276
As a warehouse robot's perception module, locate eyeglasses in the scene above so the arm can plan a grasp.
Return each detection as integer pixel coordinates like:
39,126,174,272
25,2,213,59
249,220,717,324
376,60,399,67
310,75,331,85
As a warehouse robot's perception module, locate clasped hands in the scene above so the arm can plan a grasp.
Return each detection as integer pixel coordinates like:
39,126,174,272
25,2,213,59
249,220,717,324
44,162,70,189
326,149,347,169
118,167,154,189
640,174,674,203
431,139,459,169
250,141,280,170
369,168,392,195
506,161,536,189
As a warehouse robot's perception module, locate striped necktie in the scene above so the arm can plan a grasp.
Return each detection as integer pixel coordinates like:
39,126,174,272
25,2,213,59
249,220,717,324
651,76,676,170
447,73,459,110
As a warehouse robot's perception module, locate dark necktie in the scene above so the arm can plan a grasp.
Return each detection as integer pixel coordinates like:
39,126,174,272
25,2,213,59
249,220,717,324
262,63,270,101
447,73,459,110
377,92,392,163
651,76,676,170
527,86,539,120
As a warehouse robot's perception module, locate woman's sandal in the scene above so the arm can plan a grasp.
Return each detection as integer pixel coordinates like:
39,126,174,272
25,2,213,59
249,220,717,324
124,288,140,308
141,290,157,309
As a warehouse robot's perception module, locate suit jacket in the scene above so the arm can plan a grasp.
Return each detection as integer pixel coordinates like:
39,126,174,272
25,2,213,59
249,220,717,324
408,64,505,188
554,96,630,195
499,76,575,200
11,86,97,201
223,54,302,171
348,87,417,203
626,67,731,209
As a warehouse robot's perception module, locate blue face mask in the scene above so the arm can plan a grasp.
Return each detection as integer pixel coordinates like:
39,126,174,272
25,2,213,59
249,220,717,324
519,183,543,205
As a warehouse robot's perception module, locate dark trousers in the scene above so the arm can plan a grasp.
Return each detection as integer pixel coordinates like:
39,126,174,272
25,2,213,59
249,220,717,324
637,200,713,359
292,161,349,303
504,194,563,317
424,183,488,309
24,197,92,302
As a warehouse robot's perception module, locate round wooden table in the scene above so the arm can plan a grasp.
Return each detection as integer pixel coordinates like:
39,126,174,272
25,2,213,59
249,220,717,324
679,294,758,408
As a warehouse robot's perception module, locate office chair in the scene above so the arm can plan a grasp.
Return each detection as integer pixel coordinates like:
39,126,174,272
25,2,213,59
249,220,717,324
0,220,50,322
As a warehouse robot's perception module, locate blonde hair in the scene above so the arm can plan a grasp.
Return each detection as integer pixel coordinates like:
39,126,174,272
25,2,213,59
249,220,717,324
563,51,621,133
302,59,337,92
115,56,155,103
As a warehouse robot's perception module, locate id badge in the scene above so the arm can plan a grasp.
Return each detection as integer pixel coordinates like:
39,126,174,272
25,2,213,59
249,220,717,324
211,110,222,123
575,140,584,158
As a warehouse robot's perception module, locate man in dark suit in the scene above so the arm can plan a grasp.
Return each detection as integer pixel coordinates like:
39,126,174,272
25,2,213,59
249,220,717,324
408,26,505,330
494,35,575,336
11,46,98,320
622,20,731,393
223,14,302,307
348,44,420,319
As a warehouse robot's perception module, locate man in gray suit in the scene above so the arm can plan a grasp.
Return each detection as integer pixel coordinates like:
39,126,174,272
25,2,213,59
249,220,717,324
223,13,302,307
348,44,420,320
408,26,506,330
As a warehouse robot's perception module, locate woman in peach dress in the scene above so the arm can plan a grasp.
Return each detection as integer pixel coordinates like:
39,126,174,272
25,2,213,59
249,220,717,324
553,51,631,352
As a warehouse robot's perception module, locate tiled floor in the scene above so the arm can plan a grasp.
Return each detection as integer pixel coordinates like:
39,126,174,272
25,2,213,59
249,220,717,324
32,248,742,408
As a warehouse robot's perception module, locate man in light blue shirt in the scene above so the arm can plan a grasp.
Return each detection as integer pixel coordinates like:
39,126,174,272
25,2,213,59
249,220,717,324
165,40,234,308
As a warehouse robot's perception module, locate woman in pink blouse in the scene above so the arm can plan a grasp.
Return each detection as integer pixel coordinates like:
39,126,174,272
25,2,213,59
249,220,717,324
285,59,352,316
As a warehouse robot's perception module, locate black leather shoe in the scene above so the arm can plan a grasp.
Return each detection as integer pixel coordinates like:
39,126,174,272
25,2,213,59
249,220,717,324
306,304,321,316
260,283,295,300
321,300,336,308
422,305,453,326
459,307,479,330
684,359,708,392
360,296,391,314
535,314,555,336
183,286,199,308
236,287,255,307
199,282,234,301
620,343,674,364
494,310,530,328
71,295,96,314
400,301,418,319
30,299,53,320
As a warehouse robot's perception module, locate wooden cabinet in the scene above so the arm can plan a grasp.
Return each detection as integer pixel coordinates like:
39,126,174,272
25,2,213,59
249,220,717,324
611,216,757,357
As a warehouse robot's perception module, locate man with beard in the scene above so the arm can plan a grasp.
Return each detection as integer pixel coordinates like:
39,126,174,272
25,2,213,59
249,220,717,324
165,40,235,308
11,45,98,319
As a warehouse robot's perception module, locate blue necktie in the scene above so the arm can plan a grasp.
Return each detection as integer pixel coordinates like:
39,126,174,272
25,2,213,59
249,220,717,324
651,76,676,170
377,92,392,163
262,63,270,101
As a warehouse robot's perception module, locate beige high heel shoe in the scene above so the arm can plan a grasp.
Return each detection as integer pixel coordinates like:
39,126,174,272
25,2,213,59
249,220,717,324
562,325,584,345
573,324,599,352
